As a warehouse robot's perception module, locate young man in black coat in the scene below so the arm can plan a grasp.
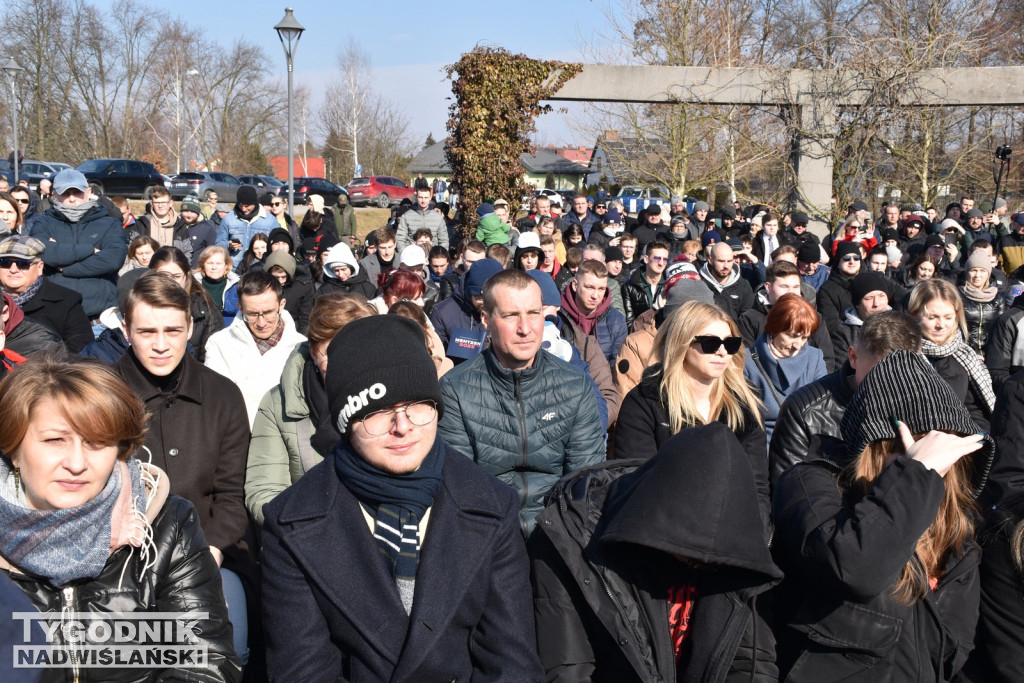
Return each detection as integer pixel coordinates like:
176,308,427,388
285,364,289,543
530,423,782,681
261,315,542,681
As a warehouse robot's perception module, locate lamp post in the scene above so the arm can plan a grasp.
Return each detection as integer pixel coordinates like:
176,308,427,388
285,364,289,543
174,68,200,175
274,7,305,216
3,59,24,185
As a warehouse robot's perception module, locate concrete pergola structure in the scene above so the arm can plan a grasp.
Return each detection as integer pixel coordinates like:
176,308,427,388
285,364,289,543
549,64,1024,233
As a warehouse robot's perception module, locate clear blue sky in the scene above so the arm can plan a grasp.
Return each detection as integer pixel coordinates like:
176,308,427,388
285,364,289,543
119,0,610,147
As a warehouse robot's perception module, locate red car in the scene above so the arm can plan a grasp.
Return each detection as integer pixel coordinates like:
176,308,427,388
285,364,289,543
345,176,416,208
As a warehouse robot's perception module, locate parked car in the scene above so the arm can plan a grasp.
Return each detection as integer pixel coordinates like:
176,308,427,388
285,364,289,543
168,171,241,202
289,177,347,205
345,176,415,208
17,161,73,191
77,159,166,199
613,185,672,214
237,174,285,197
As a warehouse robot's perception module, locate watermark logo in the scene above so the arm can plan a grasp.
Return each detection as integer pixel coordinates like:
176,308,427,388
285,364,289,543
12,612,210,669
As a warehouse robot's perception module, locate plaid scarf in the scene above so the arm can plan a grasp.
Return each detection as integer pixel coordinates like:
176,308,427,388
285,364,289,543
333,436,444,614
921,332,997,414
254,319,285,355
0,458,146,586
9,276,42,308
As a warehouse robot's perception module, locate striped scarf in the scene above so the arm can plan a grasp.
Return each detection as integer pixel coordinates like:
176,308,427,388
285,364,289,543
0,457,146,586
9,276,42,308
921,332,997,414
333,436,444,614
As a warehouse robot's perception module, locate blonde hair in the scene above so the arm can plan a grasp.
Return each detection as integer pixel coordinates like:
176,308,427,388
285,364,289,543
652,301,762,432
848,436,976,603
196,245,233,275
907,278,968,343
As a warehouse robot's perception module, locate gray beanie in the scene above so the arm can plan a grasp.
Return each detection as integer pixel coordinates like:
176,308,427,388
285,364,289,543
663,278,714,314
693,201,710,213
965,250,992,276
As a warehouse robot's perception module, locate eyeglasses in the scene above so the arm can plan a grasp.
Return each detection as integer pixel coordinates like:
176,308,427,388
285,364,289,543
692,335,743,354
841,254,861,263
0,258,37,269
358,400,437,436
240,308,280,324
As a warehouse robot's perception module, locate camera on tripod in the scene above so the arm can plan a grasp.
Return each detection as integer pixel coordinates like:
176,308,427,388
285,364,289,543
996,145,1013,161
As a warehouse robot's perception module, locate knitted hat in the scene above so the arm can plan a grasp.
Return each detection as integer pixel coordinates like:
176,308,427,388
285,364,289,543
604,208,622,224
604,246,624,263
841,350,992,470
939,218,961,233
996,197,1007,209
267,228,293,250
308,195,325,214
665,259,699,281
902,215,925,230
885,245,902,264
663,278,714,313
965,208,984,219
399,244,427,268
834,241,861,261
526,270,561,307
924,234,945,250
849,271,889,305
720,205,737,219
236,185,258,205
693,200,709,213
464,258,503,297
880,228,899,243
180,197,202,215
797,242,821,264
701,230,722,248
965,250,992,276
790,211,809,226
670,195,683,204
326,316,443,434
264,250,296,280
476,203,494,217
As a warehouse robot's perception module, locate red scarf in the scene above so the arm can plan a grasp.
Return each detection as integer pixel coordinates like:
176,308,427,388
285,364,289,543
560,284,611,336
668,584,698,660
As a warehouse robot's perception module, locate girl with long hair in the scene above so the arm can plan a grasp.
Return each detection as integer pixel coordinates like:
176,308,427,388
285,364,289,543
908,278,996,429
773,349,991,682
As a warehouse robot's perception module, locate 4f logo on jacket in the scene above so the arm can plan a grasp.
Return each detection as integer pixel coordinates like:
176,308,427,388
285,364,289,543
541,412,557,421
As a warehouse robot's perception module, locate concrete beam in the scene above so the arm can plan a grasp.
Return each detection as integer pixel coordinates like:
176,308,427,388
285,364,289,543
549,64,1024,107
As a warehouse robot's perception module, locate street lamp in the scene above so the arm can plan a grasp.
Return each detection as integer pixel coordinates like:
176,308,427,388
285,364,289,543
274,7,305,216
174,68,200,175
3,59,24,184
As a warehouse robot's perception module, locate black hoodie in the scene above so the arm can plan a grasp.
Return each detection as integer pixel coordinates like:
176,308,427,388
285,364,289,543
530,423,783,682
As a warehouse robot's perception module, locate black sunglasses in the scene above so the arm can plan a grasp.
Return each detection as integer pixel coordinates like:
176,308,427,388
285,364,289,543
692,335,743,354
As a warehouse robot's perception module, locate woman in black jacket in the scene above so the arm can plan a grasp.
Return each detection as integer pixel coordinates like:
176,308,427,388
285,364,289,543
772,349,992,683
530,423,783,682
959,249,1003,358
0,355,238,682
614,300,770,532
909,278,996,429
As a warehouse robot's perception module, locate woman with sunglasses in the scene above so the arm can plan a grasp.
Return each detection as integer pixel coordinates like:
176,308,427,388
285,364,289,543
614,300,770,533
828,213,877,258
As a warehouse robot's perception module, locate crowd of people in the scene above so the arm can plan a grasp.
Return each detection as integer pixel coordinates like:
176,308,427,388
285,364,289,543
2,169,1024,682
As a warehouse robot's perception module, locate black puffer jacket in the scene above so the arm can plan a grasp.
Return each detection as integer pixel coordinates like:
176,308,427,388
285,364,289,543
530,424,783,682
621,267,662,327
960,288,1003,356
773,444,993,683
4,317,63,357
188,290,224,364
767,363,854,488
2,493,240,682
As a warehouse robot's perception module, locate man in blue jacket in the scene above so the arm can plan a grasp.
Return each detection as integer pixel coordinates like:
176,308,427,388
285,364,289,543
28,169,126,320
439,269,607,534
262,315,541,680
215,184,278,267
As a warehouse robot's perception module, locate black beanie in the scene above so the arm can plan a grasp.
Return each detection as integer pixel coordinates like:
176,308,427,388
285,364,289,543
797,242,820,263
924,234,945,250
849,271,889,305
326,316,443,434
833,241,861,262
268,228,293,250
237,185,258,205
841,350,993,486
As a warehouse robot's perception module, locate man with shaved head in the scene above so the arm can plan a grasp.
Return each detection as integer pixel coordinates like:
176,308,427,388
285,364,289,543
699,241,755,321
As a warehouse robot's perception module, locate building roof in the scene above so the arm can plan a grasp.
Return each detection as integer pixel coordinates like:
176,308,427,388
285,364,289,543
406,142,590,176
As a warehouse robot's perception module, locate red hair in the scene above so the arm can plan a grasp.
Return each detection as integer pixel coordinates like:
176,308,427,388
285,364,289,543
764,293,819,337
378,269,425,304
